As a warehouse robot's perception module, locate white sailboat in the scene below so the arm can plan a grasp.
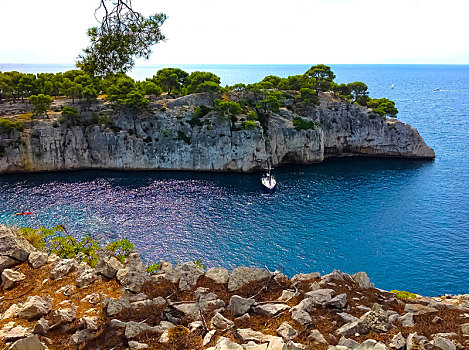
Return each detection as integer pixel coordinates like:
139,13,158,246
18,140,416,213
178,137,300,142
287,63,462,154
261,163,277,193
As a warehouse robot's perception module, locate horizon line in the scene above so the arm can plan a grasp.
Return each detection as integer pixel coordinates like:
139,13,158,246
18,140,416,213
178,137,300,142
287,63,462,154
1,62,469,66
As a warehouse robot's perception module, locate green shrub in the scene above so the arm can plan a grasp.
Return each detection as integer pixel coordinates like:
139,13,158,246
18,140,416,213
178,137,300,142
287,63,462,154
146,263,161,274
18,225,134,267
390,290,417,300
0,119,23,133
292,116,320,131
177,131,191,145
247,110,258,121
59,107,81,124
367,98,398,117
29,94,54,116
193,259,207,270
214,100,242,119
19,226,57,249
51,234,100,267
243,120,256,130
106,239,134,264
297,88,319,106
194,105,211,118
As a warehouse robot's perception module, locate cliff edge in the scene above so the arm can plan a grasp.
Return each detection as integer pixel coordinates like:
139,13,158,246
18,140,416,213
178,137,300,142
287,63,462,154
0,225,466,350
0,92,434,174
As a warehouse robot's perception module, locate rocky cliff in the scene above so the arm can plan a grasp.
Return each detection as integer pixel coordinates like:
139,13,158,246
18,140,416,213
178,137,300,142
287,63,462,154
0,92,434,174
1,225,467,350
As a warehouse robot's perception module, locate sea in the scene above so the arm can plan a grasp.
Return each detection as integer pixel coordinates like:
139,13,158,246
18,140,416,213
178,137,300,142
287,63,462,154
0,64,468,296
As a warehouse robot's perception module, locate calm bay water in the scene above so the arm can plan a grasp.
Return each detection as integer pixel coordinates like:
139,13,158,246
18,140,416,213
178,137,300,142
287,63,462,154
0,64,468,296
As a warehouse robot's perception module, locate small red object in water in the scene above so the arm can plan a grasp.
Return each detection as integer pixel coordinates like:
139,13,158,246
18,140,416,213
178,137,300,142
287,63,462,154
16,212,34,216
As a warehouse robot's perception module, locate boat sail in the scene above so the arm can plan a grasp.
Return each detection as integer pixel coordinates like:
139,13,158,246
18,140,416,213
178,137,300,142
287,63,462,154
261,161,277,193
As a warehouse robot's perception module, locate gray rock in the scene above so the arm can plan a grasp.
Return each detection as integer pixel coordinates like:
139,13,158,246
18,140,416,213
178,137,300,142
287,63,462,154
432,337,456,350
27,252,48,269
228,295,255,316
159,329,170,343
305,289,335,306
389,332,405,349
50,259,76,279
19,296,52,320
355,339,388,350
0,225,34,272
339,336,359,349
96,253,123,279
205,267,230,284
277,290,296,302
398,312,414,327
2,304,20,320
215,337,244,350
210,312,234,330
33,318,49,335
228,267,271,292
175,262,205,291
308,329,327,344
325,293,348,309
460,323,469,336
76,269,98,288
116,253,147,293
195,288,225,311
309,282,321,291
1,269,26,289
106,297,131,316
130,296,166,310
203,329,216,346
69,329,90,346
110,319,127,328
235,313,251,323
291,309,312,325
129,341,149,349
53,306,76,326
125,321,151,339
320,270,353,284
237,328,270,343
173,303,200,321
336,320,368,337
291,272,320,283
291,297,315,313
352,272,374,289
0,324,33,342
276,322,298,341
252,303,290,317
404,303,438,315
338,313,359,323
8,335,46,350
406,332,428,349
359,304,392,333
82,315,98,331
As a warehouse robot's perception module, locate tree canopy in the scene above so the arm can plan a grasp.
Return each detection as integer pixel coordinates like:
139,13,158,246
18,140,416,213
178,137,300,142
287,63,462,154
77,0,166,76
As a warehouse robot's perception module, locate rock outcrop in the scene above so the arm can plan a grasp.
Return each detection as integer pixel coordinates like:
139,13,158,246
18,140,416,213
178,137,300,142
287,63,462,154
2,227,466,350
0,92,434,174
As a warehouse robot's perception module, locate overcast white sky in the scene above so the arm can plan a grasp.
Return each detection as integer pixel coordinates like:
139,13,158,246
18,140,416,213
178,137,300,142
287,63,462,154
0,0,468,64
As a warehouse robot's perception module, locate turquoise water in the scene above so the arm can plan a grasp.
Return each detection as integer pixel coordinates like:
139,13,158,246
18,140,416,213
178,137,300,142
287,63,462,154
0,64,468,296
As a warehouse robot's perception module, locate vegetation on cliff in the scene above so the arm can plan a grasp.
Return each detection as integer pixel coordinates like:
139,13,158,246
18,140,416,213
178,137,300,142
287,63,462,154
0,65,398,124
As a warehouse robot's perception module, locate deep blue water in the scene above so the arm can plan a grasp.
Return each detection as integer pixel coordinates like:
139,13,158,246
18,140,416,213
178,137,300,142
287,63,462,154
0,64,468,296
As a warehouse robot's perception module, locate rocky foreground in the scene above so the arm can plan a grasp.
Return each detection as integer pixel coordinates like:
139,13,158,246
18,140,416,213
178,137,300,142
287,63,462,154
0,92,434,174
1,226,468,350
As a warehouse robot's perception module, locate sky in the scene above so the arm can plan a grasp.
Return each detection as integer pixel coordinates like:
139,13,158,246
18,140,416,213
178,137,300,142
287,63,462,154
0,0,468,65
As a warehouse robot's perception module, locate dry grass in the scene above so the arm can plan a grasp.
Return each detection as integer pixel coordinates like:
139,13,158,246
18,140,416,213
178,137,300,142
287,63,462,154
0,263,121,350
1,264,468,350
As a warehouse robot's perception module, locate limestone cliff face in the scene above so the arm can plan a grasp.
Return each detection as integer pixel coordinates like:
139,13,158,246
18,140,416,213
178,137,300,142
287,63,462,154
0,93,434,174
